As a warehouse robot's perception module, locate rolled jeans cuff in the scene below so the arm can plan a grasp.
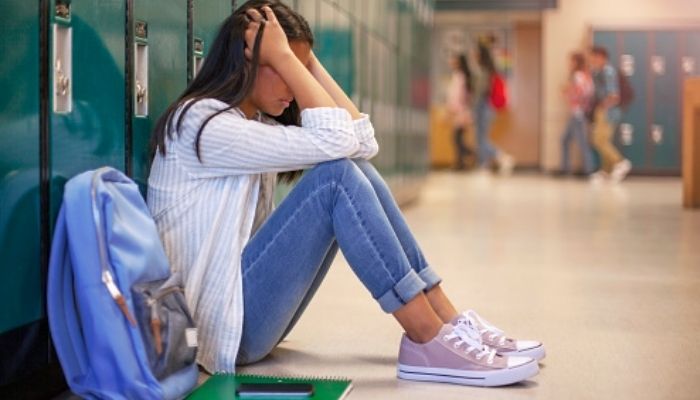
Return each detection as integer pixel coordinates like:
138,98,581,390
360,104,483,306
418,266,442,291
376,270,427,313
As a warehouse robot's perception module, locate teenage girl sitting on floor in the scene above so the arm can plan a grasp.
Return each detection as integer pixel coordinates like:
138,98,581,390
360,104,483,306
148,0,545,387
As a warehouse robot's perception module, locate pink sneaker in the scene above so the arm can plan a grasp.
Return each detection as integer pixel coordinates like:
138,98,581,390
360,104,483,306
457,310,546,361
397,319,538,387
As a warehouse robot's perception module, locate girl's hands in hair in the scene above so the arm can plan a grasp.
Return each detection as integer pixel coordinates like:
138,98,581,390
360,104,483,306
244,6,292,68
243,9,337,113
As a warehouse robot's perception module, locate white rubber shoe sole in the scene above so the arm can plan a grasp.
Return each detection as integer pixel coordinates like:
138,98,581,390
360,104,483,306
501,343,546,361
397,358,539,387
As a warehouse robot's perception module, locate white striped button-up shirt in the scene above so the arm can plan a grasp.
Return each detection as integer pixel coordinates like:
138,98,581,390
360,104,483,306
147,98,377,372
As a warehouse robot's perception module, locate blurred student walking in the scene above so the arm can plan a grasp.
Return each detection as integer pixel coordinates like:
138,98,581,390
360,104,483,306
446,54,474,170
560,52,595,176
473,42,514,175
589,46,632,182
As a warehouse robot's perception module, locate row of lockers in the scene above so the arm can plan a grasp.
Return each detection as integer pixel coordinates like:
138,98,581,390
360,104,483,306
593,29,700,174
0,0,434,392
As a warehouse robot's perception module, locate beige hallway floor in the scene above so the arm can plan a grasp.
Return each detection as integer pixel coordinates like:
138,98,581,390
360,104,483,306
236,172,700,400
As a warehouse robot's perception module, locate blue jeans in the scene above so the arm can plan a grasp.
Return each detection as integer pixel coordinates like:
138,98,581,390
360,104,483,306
561,114,594,174
236,158,442,364
474,98,499,167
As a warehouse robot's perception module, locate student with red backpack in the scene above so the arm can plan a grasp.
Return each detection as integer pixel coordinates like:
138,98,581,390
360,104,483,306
473,42,514,175
589,46,632,183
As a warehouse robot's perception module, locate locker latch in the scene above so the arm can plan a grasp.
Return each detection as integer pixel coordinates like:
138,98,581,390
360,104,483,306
620,123,633,146
55,60,70,96
136,82,147,104
651,124,663,145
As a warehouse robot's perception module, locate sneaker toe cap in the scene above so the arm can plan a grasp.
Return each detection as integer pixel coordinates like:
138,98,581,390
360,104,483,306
507,356,534,368
516,340,542,351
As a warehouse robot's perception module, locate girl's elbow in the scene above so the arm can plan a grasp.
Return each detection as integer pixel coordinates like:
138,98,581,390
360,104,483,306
365,142,380,159
344,138,362,157
324,136,359,159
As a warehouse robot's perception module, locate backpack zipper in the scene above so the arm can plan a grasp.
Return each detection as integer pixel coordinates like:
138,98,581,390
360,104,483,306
147,286,185,355
101,270,137,326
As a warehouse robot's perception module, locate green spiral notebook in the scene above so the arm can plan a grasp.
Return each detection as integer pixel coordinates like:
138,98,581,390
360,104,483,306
187,373,353,400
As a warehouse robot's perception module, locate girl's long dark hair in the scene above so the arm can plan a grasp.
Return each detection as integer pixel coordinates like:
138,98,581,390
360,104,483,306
477,43,497,75
456,53,473,94
151,0,313,183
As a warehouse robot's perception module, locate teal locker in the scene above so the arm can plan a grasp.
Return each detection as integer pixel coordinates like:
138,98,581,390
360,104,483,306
49,0,126,221
593,28,700,174
649,31,680,171
191,0,233,83
333,11,353,94
316,0,337,79
0,0,42,342
617,31,648,169
130,0,188,192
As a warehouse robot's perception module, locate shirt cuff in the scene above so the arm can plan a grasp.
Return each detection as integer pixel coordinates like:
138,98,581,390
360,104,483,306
353,113,375,142
300,107,353,130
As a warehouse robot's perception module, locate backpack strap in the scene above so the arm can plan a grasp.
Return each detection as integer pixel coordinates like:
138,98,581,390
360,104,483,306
47,206,93,395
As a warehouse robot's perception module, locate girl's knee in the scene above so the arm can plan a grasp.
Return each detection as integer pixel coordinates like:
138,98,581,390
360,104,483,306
236,343,273,366
351,158,373,175
314,158,364,183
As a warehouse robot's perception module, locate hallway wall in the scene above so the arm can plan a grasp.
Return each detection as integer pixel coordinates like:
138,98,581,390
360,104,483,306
541,0,700,171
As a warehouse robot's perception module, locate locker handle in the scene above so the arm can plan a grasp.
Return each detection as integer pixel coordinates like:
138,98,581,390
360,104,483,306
134,41,149,117
55,60,70,96
135,81,147,104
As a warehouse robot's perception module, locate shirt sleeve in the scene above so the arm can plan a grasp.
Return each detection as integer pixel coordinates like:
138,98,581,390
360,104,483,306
172,99,360,177
351,113,379,160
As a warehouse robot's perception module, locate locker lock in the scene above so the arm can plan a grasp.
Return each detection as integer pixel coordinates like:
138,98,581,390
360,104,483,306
55,1,71,19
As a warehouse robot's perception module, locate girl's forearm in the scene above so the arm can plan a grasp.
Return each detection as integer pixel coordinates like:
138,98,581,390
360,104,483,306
274,52,337,111
309,53,362,119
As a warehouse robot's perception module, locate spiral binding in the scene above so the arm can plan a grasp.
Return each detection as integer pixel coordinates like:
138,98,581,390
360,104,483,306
219,373,351,383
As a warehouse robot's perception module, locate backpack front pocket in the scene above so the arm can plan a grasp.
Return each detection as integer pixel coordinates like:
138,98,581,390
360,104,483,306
132,280,198,379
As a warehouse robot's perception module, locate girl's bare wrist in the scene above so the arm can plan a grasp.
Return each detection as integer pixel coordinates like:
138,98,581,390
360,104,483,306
269,49,296,69
307,53,322,75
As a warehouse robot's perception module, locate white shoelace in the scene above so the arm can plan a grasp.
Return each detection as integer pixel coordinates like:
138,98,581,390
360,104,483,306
444,317,497,364
464,310,508,347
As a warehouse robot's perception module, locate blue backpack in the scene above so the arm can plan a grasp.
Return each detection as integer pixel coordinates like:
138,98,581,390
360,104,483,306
47,167,199,399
